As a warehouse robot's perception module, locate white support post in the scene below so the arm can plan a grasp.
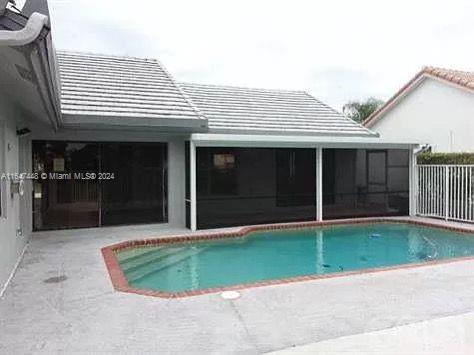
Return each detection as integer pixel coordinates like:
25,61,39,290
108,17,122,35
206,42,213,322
409,148,417,216
445,166,449,221
316,147,323,221
190,140,197,231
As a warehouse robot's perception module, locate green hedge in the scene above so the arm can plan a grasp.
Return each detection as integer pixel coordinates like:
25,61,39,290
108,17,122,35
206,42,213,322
418,152,474,165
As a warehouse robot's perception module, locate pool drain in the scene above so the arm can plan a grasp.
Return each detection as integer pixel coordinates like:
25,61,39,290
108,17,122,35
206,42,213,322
221,291,241,300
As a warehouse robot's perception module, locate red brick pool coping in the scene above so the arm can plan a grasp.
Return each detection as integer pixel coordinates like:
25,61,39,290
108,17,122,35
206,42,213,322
101,217,474,299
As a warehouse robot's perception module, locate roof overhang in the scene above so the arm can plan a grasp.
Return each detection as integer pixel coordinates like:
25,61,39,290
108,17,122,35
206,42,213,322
61,114,209,132
205,127,379,137
191,133,419,149
0,4,61,129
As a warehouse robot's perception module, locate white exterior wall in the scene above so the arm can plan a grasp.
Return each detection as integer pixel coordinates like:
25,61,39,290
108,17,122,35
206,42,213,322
0,100,30,295
370,78,474,152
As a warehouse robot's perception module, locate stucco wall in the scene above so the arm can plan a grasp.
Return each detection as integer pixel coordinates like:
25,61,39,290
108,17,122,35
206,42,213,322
0,100,29,295
370,78,474,152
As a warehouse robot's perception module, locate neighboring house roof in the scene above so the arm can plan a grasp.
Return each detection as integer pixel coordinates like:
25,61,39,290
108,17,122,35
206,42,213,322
180,82,376,137
425,67,474,89
364,66,474,128
56,51,207,130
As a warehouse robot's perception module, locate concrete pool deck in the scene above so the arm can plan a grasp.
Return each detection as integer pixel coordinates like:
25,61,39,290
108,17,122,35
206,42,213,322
271,311,474,354
1,217,474,353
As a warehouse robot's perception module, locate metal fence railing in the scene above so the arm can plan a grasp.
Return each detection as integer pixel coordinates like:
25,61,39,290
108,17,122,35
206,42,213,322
417,165,474,223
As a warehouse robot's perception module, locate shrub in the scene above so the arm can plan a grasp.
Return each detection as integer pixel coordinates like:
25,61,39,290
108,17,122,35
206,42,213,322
417,152,474,165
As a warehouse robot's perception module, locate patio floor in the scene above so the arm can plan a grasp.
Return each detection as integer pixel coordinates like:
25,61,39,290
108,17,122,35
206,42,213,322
1,218,474,353
271,310,474,354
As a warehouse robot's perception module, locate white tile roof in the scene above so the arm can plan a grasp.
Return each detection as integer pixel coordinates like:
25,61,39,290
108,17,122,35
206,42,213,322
56,51,374,137
180,82,376,136
56,51,204,124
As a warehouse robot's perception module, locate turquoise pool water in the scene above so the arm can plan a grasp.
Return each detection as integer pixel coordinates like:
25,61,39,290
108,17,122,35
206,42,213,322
116,223,474,293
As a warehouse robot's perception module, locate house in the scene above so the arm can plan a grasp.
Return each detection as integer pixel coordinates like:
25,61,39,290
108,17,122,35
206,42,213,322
364,67,474,152
0,1,417,293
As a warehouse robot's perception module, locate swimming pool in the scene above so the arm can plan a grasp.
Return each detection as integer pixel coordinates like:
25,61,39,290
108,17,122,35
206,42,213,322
103,220,474,297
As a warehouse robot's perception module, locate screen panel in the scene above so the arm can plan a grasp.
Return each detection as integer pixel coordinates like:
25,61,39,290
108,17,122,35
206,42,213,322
322,148,409,219
196,147,316,229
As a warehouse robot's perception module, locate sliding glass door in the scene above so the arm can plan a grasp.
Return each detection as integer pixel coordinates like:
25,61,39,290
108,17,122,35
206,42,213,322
101,143,167,226
32,142,100,230
33,141,167,231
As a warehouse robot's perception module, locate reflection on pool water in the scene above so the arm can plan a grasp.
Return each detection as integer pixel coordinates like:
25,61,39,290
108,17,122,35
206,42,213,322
116,223,474,293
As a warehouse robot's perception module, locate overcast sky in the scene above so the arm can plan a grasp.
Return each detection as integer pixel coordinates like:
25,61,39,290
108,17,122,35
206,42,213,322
46,0,473,110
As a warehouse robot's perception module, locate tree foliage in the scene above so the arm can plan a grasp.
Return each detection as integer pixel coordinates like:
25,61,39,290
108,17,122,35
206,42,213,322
343,98,384,123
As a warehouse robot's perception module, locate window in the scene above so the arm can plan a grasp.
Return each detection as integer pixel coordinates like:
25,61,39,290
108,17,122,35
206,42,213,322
197,149,237,196
213,154,235,170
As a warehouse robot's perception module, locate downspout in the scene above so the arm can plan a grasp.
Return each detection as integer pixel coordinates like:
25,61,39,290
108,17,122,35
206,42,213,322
0,6,61,130
29,40,62,130
409,144,429,217
414,144,431,158
0,11,48,46
0,0,7,16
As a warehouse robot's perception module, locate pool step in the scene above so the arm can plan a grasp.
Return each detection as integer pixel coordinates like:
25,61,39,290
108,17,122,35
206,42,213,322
121,247,187,274
118,245,171,264
126,248,205,283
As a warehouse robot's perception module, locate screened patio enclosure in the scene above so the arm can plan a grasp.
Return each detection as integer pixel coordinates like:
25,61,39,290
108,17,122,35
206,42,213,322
187,142,412,230
322,149,409,219
194,147,316,229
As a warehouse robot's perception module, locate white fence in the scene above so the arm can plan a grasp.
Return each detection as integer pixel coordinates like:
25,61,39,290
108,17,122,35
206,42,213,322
417,165,474,223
